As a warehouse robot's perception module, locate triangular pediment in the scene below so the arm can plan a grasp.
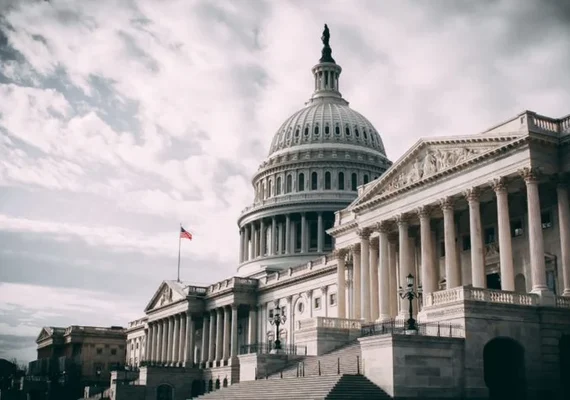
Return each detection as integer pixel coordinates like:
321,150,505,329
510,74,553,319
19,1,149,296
36,327,63,343
144,281,186,313
353,134,526,207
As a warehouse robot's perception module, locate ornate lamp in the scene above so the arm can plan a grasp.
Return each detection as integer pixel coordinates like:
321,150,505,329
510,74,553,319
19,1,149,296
398,273,422,331
268,305,287,351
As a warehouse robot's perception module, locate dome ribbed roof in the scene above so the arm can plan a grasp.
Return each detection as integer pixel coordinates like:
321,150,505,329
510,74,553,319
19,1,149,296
268,101,386,156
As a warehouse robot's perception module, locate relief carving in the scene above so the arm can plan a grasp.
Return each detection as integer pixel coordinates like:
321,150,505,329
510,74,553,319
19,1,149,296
384,147,487,193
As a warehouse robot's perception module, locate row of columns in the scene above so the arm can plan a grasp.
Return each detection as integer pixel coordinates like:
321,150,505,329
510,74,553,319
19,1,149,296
239,212,327,263
336,170,570,322
146,311,194,366
199,305,241,366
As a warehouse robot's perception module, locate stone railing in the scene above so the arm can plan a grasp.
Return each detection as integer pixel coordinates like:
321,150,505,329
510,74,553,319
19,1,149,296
207,276,259,295
556,296,570,309
258,255,335,289
127,317,148,329
423,286,539,307
530,112,570,134
297,317,362,331
187,285,208,295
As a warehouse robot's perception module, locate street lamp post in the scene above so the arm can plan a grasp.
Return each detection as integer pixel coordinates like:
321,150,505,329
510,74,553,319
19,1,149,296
268,305,287,353
398,274,422,331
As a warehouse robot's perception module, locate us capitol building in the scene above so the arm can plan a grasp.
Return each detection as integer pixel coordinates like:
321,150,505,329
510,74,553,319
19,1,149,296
111,26,570,400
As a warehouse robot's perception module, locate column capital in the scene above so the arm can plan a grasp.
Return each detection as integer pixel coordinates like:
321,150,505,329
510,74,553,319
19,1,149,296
332,248,348,259
320,286,328,295
415,205,432,219
305,290,313,298
231,304,238,311
490,177,508,193
350,243,361,255
375,221,391,233
370,236,379,250
463,187,481,203
357,227,372,239
438,197,455,211
395,213,410,226
519,166,541,183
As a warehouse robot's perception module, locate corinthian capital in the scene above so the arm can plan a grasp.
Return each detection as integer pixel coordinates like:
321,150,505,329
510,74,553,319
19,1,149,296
438,197,454,211
332,248,348,259
394,214,410,226
357,227,372,239
350,243,361,255
415,206,432,219
519,167,541,183
463,187,481,203
375,221,391,234
490,177,508,193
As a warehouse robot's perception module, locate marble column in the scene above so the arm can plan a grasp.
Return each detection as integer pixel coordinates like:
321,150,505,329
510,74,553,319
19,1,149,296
172,314,180,365
369,237,379,321
352,244,362,320
334,249,347,318
317,212,324,253
520,167,549,295
278,222,284,254
178,313,186,365
258,304,265,343
146,324,153,362
157,321,164,363
301,213,308,253
252,224,258,258
440,198,461,288
397,215,411,317
166,318,173,363
359,229,371,321
244,225,250,262
285,215,291,254
271,217,277,256
491,177,515,291
248,306,257,345
306,290,314,318
286,296,294,344
208,311,215,363
183,312,194,366
215,308,223,362
230,305,239,358
201,315,209,364
260,219,266,257
558,181,570,296
465,188,486,288
418,207,437,294
239,229,244,263
377,222,391,321
388,234,398,318
223,306,231,361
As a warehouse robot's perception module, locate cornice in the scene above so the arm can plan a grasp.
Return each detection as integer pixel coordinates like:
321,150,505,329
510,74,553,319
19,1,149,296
258,264,336,293
327,220,358,237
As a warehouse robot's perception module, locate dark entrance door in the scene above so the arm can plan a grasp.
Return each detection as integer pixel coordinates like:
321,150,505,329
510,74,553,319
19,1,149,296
486,273,501,290
484,337,526,400
561,335,570,399
156,384,173,400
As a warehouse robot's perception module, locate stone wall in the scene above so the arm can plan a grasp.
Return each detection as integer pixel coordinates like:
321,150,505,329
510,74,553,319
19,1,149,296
137,366,201,400
237,353,291,381
359,334,465,399
295,324,360,355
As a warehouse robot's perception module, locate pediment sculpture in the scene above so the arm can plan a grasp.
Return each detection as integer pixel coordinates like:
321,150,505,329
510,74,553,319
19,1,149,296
383,146,492,194
159,287,173,306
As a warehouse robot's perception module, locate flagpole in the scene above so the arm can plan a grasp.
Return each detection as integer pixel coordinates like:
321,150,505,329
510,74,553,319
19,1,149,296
177,222,182,282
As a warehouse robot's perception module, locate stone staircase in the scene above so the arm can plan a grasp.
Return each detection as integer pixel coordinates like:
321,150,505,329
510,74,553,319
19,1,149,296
194,374,390,399
268,340,362,379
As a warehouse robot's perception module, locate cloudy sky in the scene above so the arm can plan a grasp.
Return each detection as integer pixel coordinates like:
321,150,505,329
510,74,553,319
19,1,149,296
1,0,569,363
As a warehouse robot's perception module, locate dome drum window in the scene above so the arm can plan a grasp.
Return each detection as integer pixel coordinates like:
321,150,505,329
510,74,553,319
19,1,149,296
298,173,305,192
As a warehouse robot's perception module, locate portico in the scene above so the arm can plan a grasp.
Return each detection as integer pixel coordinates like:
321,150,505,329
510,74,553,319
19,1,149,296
330,111,570,322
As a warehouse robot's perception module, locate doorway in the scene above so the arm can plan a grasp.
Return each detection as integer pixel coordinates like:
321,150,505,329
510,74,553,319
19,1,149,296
486,273,501,290
483,337,526,400
156,384,173,400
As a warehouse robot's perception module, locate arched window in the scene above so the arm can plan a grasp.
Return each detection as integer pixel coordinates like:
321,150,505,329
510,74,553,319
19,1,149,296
298,173,305,192
325,171,331,189
363,129,368,140
295,127,300,137
268,180,272,197
314,125,319,135
345,126,350,136
276,176,282,195
311,172,318,190
325,125,330,134
355,127,359,137
338,172,345,190
335,125,340,135
286,174,292,193
304,126,309,135
363,174,369,184
351,173,358,191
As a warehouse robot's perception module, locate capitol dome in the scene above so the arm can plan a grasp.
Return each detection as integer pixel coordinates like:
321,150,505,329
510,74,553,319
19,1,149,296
236,25,392,277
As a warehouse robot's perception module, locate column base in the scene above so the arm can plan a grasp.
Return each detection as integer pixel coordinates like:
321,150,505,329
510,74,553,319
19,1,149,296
531,287,555,306
562,289,570,297
375,314,392,323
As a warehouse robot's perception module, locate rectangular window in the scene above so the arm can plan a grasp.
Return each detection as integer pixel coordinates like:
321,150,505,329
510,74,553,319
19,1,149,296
484,227,496,244
314,297,322,310
511,219,523,237
111,348,117,356
329,293,337,306
462,235,471,251
541,210,552,229
96,348,103,355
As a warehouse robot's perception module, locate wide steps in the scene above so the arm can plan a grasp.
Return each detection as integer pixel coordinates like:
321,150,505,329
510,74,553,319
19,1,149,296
195,375,390,399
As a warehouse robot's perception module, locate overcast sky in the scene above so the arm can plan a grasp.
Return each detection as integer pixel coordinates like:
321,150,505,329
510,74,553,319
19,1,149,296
1,0,569,363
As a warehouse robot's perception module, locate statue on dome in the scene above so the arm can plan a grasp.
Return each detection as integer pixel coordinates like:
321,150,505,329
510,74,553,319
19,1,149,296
319,23,335,64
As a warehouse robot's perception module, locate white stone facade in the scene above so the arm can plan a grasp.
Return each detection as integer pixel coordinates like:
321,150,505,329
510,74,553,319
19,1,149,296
120,33,570,400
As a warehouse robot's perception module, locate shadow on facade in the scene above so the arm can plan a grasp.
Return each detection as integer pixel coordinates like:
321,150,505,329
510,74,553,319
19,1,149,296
561,335,570,400
484,337,526,400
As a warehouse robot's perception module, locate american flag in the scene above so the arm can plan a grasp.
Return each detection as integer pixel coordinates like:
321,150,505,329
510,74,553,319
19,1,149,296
180,226,193,240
